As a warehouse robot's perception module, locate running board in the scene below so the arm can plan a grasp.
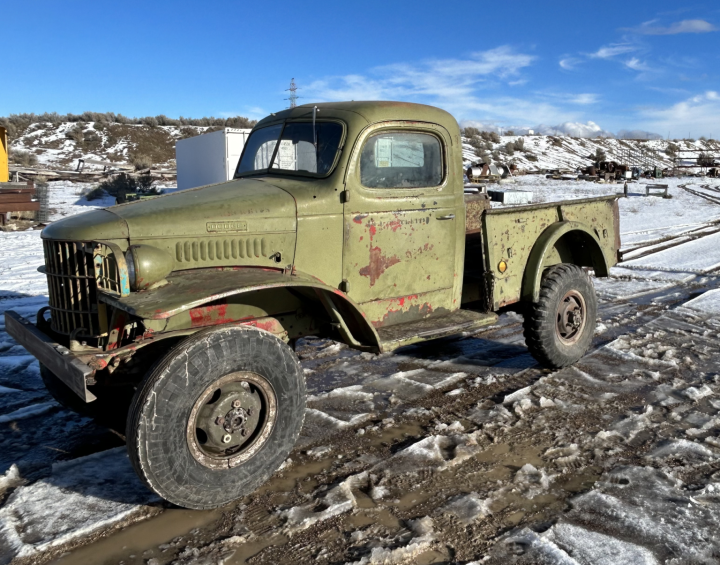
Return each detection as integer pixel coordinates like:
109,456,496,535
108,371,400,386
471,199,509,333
376,309,498,352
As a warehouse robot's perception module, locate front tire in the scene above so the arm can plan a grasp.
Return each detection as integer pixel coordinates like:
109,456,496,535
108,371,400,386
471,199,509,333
523,264,597,369
126,326,305,509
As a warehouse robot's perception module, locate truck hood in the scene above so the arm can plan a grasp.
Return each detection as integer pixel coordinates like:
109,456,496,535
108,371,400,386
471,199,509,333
113,178,296,240
42,178,297,242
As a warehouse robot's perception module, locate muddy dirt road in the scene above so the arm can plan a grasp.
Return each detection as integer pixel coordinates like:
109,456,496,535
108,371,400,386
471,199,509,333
3,179,720,564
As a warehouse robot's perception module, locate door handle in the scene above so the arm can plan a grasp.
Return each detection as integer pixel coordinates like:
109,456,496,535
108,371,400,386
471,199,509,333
437,214,455,220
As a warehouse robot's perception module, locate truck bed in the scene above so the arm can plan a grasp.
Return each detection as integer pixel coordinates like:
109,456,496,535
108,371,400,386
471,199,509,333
463,193,621,310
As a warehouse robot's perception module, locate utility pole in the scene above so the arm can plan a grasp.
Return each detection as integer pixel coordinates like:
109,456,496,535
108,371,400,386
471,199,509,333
285,78,300,109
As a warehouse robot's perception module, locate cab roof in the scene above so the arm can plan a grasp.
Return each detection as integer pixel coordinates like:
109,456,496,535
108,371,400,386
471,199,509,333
253,101,460,136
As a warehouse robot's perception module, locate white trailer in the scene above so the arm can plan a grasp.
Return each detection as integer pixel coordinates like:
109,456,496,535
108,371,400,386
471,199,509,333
175,128,252,190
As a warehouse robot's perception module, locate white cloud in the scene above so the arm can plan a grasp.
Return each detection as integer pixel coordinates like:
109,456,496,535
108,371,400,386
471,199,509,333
535,91,600,105
629,19,717,35
460,120,616,139
301,46,593,125
589,43,638,59
559,57,581,70
305,46,535,105
537,121,615,138
616,129,663,140
639,91,720,138
569,93,599,105
624,58,652,72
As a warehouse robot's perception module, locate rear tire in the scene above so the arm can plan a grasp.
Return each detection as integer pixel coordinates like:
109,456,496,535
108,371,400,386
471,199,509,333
126,326,306,509
523,264,597,369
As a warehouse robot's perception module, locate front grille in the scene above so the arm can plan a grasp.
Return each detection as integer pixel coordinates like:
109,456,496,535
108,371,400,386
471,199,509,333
43,240,99,337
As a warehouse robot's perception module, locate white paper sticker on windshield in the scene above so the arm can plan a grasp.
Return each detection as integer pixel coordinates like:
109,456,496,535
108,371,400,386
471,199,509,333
277,140,296,169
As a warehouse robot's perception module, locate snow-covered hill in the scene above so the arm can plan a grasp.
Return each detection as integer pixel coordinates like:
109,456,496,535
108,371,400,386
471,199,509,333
461,134,719,172
6,119,720,174
7,122,222,170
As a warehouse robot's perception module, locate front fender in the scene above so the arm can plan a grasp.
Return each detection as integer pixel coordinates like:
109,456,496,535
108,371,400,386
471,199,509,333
521,221,609,303
99,267,380,348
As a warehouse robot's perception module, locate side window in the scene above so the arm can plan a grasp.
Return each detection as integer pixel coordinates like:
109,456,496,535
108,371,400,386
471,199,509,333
360,131,443,188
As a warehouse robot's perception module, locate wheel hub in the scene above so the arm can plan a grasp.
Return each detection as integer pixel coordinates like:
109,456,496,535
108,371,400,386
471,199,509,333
556,290,586,345
187,372,277,469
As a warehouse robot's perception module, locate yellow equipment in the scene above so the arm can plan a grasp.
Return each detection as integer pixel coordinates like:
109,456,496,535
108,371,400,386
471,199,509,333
0,127,8,182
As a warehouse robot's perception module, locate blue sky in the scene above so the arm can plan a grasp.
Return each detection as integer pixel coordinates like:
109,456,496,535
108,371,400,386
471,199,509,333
3,0,720,138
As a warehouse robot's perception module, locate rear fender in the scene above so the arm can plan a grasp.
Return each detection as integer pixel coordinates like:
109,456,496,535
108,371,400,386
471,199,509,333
521,221,609,303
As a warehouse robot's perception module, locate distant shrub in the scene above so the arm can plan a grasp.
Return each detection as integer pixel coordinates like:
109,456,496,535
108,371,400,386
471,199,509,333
66,124,85,144
131,154,153,170
526,154,538,162
505,130,515,136
83,130,102,149
505,142,515,156
489,132,500,144
463,127,481,138
513,138,524,151
665,143,679,157
594,148,607,162
8,149,38,167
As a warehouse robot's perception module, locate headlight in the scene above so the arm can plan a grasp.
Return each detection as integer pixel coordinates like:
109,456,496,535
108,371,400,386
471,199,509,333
124,245,174,291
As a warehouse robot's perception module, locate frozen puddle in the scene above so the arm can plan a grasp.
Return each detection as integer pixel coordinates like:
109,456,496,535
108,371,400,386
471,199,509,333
0,448,158,564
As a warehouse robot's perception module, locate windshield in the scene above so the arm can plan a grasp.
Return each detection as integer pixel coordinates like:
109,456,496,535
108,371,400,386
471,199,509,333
235,121,343,176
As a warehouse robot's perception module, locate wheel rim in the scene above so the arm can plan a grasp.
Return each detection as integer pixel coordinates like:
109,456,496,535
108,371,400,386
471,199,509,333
555,289,587,345
187,372,277,470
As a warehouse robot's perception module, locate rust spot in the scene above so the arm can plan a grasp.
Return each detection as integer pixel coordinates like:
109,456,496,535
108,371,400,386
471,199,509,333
359,246,401,286
189,303,233,327
373,301,435,328
241,317,284,334
387,219,403,232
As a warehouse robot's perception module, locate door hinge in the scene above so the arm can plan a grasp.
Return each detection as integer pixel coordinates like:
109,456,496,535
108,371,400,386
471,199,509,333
339,279,349,293
340,190,350,203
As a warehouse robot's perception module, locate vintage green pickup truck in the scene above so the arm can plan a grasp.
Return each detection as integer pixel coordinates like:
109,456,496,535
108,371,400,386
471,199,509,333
6,101,620,509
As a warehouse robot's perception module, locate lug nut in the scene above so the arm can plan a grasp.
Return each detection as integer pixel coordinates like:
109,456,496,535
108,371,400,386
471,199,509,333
215,416,224,426
232,399,242,408
240,381,250,390
222,434,232,444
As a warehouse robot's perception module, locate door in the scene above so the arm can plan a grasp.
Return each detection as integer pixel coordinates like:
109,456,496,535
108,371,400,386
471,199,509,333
342,122,460,327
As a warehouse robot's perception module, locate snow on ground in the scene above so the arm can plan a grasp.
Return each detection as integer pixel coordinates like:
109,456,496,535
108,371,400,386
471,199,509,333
3,177,720,563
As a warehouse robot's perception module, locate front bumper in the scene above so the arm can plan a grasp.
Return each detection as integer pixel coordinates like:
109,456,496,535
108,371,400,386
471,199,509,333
5,310,97,402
